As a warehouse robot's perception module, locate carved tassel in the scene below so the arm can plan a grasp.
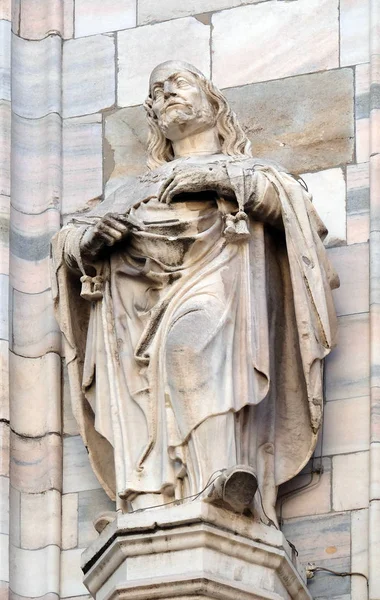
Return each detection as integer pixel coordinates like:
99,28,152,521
223,211,250,243
80,275,104,301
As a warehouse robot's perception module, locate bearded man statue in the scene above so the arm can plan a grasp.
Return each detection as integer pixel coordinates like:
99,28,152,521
51,61,339,526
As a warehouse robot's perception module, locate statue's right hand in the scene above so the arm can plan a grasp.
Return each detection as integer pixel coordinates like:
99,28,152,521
80,213,130,257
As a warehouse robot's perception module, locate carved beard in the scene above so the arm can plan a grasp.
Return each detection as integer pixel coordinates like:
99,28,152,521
157,103,215,138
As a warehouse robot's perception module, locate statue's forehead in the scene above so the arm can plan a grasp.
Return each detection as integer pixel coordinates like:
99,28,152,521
149,66,197,89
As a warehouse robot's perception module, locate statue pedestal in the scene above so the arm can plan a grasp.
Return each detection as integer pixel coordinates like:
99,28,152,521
82,502,312,600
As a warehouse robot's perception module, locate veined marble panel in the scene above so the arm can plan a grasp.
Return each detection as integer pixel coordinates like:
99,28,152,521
63,35,115,118
11,113,61,215
62,436,101,494
9,545,60,597
20,489,61,549
10,432,61,493
12,289,61,358
0,20,10,102
333,451,369,511
347,162,369,244
351,509,369,599
0,3,10,20
328,243,369,316
12,34,61,119
60,549,88,598
356,117,369,163
10,353,61,437
138,0,267,24
117,17,210,107
302,168,346,247
223,69,354,175
104,105,148,194
0,341,9,422
75,0,136,37
325,312,369,401
356,63,370,120
0,102,10,196
340,0,369,67
63,364,79,437
63,115,103,214
212,0,339,89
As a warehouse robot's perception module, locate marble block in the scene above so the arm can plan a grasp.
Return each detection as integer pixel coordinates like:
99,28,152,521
340,0,370,67
82,503,312,600
12,35,61,119
138,0,267,24
0,101,10,196
63,35,115,118
333,451,369,511
19,0,65,40
117,17,210,107
75,0,136,37
0,20,10,102
212,0,339,89
223,69,354,175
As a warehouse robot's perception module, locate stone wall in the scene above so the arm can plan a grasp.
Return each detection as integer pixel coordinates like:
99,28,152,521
0,0,379,599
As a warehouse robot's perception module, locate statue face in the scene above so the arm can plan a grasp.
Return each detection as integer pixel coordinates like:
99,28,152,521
150,69,215,142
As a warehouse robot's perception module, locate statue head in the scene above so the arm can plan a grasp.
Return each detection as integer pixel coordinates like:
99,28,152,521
144,61,252,170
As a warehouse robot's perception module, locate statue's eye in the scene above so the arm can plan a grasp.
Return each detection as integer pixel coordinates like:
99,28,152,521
176,78,191,88
153,87,164,100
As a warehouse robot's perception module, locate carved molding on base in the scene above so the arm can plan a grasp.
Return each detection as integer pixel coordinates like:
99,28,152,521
82,502,312,600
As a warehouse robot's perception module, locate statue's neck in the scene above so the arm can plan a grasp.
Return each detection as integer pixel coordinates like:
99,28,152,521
172,127,221,159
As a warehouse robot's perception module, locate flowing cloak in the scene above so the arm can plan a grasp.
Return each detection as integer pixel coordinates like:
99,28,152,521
51,156,339,508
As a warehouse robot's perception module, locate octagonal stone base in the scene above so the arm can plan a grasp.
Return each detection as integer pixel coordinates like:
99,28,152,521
82,502,312,600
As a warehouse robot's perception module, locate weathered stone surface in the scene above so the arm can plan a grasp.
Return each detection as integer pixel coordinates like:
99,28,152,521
9,545,60,597
62,436,101,494
347,162,369,244
104,105,148,194
60,549,88,598
78,488,115,548
356,117,369,163
0,476,8,535
282,513,351,598
63,114,103,215
340,0,370,67
0,341,8,423
0,195,9,277
11,113,61,214
10,432,62,493
0,275,8,341
12,289,61,358
325,313,369,401
10,353,61,437
117,17,210,107
302,168,346,247
212,0,339,89
328,243,369,316
0,534,8,582
278,458,331,520
0,20,10,102
63,35,115,118
0,102,10,196
62,493,78,550
0,423,9,478
12,35,61,119
323,396,370,455
0,3,11,20
138,0,267,24
19,0,68,40
20,489,61,549
356,63,370,120
223,69,354,174
75,0,136,37
333,451,369,511
351,509,369,599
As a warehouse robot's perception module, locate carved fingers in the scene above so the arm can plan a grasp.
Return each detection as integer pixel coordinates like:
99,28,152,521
158,164,231,204
80,213,131,258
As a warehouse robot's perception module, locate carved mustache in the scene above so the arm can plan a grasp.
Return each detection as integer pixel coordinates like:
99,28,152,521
161,99,192,113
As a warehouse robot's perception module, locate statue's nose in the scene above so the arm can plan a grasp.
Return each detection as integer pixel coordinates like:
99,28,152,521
163,81,176,98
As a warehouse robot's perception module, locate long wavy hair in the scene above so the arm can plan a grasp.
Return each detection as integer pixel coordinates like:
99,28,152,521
144,73,252,170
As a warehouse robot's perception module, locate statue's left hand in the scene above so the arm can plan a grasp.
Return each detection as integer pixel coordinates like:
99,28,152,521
158,163,232,204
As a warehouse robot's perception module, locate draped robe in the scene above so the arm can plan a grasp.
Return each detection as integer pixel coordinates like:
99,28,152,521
51,155,339,518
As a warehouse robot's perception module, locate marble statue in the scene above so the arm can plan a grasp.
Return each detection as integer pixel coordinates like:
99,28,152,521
51,61,339,526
